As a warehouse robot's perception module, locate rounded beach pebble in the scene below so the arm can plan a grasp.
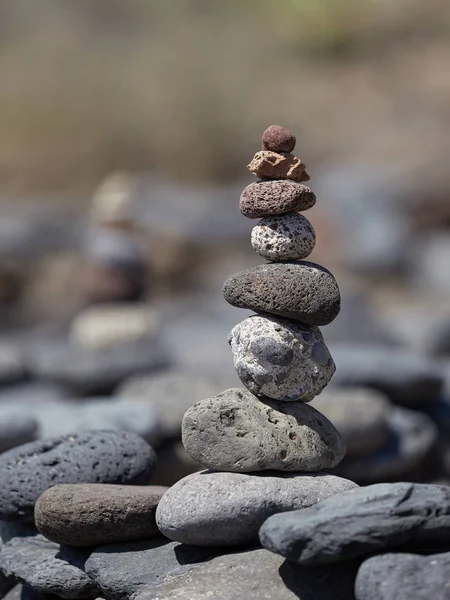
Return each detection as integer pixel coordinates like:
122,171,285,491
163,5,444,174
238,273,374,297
240,181,316,219
35,484,168,546
251,212,316,261
223,261,341,326
229,314,335,401
261,125,296,153
0,431,156,522
156,470,357,547
182,388,345,472
248,151,310,182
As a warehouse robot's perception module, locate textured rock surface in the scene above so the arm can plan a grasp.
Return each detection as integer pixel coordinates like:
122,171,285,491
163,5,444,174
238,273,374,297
134,548,359,600
156,470,357,547
259,482,450,565
117,371,223,438
182,388,345,472
35,484,167,546
85,538,219,600
261,125,296,153
311,387,391,456
0,408,38,453
223,262,341,326
248,151,310,182
240,180,316,218
229,314,335,401
330,343,444,405
355,552,450,600
0,431,155,522
334,407,438,483
251,213,316,261
0,534,99,598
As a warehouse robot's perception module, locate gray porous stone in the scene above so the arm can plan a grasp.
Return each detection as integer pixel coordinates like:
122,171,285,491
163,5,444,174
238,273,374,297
182,388,345,472
0,431,155,522
259,482,450,565
26,336,170,395
334,406,438,484
240,181,316,219
85,538,219,600
0,534,99,598
228,314,335,401
133,548,359,600
35,484,168,547
223,262,341,326
311,387,391,456
330,343,444,405
355,552,450,600
251,213,316,261
117,371,223,438
0,408,38,453
156,470,357,547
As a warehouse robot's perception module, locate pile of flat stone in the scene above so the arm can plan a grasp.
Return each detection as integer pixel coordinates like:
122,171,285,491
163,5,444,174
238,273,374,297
155,126,356,547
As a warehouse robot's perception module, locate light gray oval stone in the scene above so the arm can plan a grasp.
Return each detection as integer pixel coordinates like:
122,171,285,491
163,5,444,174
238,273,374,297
228,314,335,401
311,387,391,456
251,213,316,261
0,534,99,598
155,470,357,547
182,388,345,472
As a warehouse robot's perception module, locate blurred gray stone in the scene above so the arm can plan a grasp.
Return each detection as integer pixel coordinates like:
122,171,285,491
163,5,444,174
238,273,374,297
156,470,357,547
0,343,26,387
355,552,450,600
259,482,450,565
182,388,345,472
410,233,450,294
0,407,38,453
0,534,99,598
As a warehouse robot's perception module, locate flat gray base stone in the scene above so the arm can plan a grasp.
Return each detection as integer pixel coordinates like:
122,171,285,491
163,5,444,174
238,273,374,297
156,470,357,547
35,484,167,547
355,552,450,600
259,482,450,565
0,535,99,598
182,388,345,472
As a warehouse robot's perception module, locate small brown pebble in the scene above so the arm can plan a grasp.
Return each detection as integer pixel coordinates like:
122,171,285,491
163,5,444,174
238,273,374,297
248,151,310,183
262,125,296,153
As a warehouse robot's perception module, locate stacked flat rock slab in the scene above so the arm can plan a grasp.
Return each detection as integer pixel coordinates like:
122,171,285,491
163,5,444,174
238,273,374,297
156,126,356,548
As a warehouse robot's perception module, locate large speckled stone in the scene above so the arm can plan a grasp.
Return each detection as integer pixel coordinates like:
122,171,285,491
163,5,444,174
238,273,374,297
311,387,391,456
35,484,168,546
0,431,155,522
156,470,357,547
223,262,340,326
251,213,316,261
259,482,450,565
248,151,310,182
240,181,316,219
182,388,345,472
228,315,335,401
0,534,99,598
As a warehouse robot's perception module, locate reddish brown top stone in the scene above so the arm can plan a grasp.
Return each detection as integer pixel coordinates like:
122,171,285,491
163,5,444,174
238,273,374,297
262,125,296,153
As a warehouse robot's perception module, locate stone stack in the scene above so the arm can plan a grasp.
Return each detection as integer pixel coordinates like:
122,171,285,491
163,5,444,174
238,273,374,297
156,126,356,547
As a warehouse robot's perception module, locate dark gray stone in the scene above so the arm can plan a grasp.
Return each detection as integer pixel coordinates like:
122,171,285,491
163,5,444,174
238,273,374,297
259,482,450,565
156,470,357,547
0,570,14,599
134,549,359,600
0,344,26,388
0,408,38,453
0,534,99,598
35,484,167,546
0,431,155,522
223,262,340,326
84,538,219,600
239,181,316,218
334,407,438,483
182,388,345,472
330,343,444,405
355,552,450,600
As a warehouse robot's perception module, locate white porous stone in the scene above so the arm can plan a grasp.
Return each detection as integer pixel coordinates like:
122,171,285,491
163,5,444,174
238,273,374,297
251,213,316,261
228,314,335,402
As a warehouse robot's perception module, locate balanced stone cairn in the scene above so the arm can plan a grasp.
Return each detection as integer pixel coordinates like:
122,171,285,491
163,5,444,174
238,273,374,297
156,125,356,547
